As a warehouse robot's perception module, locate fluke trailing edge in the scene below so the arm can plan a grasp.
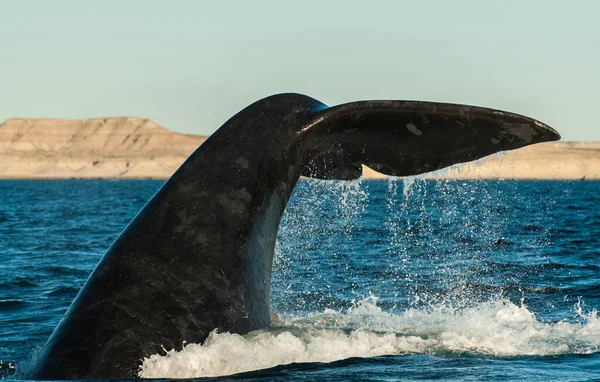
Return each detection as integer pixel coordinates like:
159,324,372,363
26,94,560,379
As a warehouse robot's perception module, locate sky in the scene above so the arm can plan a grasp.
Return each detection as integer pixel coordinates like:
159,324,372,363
1,0,598,141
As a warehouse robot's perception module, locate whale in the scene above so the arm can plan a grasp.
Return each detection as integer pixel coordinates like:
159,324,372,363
26,93,560,379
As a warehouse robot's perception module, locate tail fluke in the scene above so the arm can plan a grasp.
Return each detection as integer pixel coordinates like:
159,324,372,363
301,100,559,179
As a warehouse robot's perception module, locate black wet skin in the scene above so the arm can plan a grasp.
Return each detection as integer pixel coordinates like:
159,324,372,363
26,93,560,379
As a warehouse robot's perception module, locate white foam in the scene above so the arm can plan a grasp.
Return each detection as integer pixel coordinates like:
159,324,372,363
138,297,600,379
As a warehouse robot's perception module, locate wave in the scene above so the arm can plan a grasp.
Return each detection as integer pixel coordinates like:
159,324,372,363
0,299,28,310
46,286,80,297
138,296,600,378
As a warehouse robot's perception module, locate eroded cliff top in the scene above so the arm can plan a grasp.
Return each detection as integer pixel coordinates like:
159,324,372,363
0,118,205,178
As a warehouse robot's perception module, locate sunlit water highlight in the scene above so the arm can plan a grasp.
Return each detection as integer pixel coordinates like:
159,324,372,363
1,179,599,381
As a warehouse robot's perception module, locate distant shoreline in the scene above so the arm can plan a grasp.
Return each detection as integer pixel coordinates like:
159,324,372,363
1,118,599,180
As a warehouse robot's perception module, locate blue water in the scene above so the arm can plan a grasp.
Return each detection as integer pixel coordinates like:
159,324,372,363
1,179,599,381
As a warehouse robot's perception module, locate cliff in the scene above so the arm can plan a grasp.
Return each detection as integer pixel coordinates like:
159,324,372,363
0,118,598,180
363,141,600,180
0,118,205,179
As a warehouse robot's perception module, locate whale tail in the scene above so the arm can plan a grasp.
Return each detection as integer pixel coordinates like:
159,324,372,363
300,98,559,180
27,93,559,379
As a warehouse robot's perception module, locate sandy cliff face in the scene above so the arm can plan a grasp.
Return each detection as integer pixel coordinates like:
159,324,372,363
0,118,205,179
362,141,600,180
0,118,598,179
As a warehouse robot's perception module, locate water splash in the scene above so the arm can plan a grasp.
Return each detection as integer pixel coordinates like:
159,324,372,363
273,179,561,315
0,360,17,379
273,179,371,312
139,296,600,379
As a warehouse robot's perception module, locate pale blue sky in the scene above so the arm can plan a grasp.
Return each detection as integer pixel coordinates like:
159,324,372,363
1,0,598,140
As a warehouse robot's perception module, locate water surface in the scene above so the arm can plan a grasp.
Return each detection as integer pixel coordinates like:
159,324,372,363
1,179,599,381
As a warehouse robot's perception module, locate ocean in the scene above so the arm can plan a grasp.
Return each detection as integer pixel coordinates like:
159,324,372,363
1,179,599,381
